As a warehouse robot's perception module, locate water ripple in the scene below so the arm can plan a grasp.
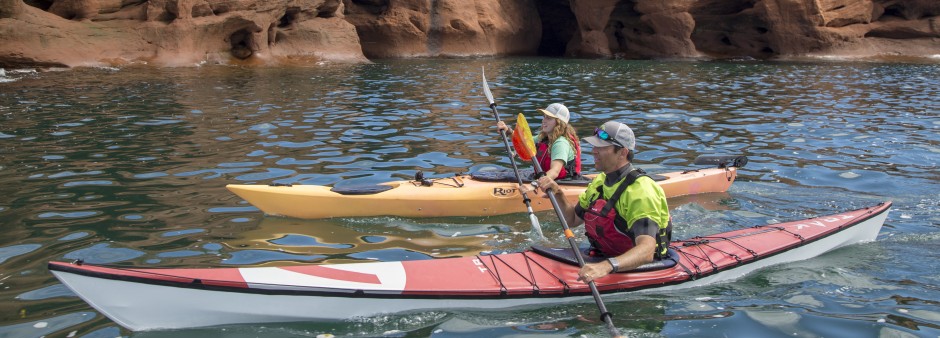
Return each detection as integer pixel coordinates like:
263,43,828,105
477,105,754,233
0,244,41,264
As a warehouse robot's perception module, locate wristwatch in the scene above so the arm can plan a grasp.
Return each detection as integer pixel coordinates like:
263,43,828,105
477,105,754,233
607,257,619,273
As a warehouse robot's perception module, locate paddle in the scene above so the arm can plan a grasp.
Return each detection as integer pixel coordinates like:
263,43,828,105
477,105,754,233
482,72,623,338
511,115,624,338
481,67,544,239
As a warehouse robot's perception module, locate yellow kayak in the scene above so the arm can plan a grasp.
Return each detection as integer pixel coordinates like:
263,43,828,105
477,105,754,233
226,155,745,219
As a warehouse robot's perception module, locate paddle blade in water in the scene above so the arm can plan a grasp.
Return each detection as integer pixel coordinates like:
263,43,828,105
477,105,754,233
512,113,536,160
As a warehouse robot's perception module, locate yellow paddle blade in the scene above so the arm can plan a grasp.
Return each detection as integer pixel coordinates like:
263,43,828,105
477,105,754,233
512,113,536,161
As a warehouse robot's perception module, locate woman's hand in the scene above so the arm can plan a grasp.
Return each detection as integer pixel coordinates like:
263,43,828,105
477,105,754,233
496,121,511,133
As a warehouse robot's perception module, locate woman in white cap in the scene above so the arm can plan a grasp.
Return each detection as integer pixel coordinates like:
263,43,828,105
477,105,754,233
497,103,582,180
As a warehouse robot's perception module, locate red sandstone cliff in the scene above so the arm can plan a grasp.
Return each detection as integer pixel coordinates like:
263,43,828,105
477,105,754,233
0,0,367,67
1,0,937,68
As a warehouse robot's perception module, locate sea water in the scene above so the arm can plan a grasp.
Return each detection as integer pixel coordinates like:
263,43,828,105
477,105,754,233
0,58,937,337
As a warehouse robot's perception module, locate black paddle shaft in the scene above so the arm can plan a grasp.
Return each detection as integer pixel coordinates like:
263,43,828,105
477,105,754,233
481,68,619,337
481,69,544,239
487,103,533,203
529,158,623,338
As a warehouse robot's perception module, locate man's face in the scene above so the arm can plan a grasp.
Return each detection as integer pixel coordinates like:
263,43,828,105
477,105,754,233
591,144,620,173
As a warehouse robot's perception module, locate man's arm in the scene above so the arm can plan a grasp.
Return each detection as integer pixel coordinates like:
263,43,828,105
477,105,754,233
577,235,656,283
535,176,583,228
608,235,657,272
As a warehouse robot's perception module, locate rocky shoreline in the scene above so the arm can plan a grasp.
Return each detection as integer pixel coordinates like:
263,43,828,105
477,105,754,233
1,0,938,68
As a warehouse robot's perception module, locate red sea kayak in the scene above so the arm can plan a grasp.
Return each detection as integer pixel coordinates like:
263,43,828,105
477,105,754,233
49,202,890,331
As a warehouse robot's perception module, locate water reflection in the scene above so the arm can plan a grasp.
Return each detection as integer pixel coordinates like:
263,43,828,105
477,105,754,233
220,216,515,266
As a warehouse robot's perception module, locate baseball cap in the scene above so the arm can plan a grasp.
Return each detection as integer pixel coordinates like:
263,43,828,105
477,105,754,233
537,103,570,124
583,121,636,150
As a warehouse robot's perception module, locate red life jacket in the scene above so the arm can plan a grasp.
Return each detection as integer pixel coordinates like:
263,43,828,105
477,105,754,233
583,170,644,257
536,134,581,179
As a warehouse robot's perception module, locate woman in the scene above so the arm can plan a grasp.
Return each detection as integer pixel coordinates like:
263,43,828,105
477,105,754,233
498,103,581,180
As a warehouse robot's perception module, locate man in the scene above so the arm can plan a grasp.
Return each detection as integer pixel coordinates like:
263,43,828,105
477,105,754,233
537,121,671,283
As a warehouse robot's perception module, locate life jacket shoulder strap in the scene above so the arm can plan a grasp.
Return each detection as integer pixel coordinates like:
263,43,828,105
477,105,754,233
597,168,647,215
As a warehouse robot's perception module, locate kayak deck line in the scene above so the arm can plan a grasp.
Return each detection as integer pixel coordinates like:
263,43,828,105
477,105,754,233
48,202,890,331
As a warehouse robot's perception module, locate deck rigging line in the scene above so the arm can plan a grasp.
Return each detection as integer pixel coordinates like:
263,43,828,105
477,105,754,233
476,252,578,295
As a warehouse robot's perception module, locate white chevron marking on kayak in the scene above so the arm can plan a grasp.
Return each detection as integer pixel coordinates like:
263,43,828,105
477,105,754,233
238,261,407,292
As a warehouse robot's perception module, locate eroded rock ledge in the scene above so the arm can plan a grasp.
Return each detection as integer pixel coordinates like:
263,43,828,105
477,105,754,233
1,0,937,67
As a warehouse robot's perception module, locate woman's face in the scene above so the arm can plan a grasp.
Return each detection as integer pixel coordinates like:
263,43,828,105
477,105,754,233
541,115,557,133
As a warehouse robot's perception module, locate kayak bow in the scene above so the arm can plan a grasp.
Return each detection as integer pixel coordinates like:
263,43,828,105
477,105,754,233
50,202,890,331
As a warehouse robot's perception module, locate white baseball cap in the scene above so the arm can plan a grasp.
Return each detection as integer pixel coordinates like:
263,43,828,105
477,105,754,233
537,103,570,124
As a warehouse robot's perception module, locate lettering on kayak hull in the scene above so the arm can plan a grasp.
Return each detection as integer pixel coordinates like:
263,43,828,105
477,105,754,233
794,214,857,230
492,187,519,198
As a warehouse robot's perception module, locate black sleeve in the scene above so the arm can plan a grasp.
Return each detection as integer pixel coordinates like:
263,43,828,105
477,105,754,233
630,218,660,239
575,203,587,220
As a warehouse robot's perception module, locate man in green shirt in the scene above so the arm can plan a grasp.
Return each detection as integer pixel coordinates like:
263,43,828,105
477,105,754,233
537,121,671,283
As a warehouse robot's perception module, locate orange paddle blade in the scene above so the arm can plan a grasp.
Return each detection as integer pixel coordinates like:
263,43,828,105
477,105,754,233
512,113,536,161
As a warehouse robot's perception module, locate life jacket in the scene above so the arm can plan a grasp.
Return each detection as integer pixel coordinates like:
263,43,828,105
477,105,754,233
536,134,581,180
583,169,671,259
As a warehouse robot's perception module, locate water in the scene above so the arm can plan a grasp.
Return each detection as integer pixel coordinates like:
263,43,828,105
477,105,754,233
0,59,938,337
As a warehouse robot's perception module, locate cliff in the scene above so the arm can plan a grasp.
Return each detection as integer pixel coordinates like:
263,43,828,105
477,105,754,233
1,0,937,67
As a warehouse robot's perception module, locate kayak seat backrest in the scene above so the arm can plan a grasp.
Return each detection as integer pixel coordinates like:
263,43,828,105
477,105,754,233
330,184,394,195
557,175,592,186
530,245,679,273
469,169,592,186
648,174,668,182
692,154,748,168
470,169,536,183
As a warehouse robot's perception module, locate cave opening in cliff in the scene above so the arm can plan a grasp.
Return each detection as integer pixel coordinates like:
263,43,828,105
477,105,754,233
230,29,254,60
880,4,918,20
688,0,775,59
606,1,646,58
350,0,389,15
23,0,53,11
279,8,300,28
534,0,576,57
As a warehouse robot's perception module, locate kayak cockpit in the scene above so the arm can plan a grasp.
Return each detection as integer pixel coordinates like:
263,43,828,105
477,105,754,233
530,246,680,273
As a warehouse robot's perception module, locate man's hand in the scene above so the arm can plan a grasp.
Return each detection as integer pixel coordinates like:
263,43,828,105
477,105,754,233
535,175,560,196
577,261,614,283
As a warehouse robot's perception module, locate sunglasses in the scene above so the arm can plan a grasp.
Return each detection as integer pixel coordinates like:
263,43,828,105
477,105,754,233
594,127,624,148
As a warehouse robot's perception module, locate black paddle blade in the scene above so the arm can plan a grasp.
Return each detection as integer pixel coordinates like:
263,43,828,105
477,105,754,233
693,155,748,168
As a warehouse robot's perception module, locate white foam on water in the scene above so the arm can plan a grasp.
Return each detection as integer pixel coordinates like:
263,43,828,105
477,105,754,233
839,172,860,179
0,69,12,83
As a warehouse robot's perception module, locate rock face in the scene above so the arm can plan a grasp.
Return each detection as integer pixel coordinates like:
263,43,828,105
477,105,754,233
1,0,937,67
0,0,368,67
562,0,940,59
344,0,541,58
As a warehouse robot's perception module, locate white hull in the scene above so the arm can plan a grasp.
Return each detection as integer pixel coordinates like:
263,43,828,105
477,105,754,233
51,203,890,331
